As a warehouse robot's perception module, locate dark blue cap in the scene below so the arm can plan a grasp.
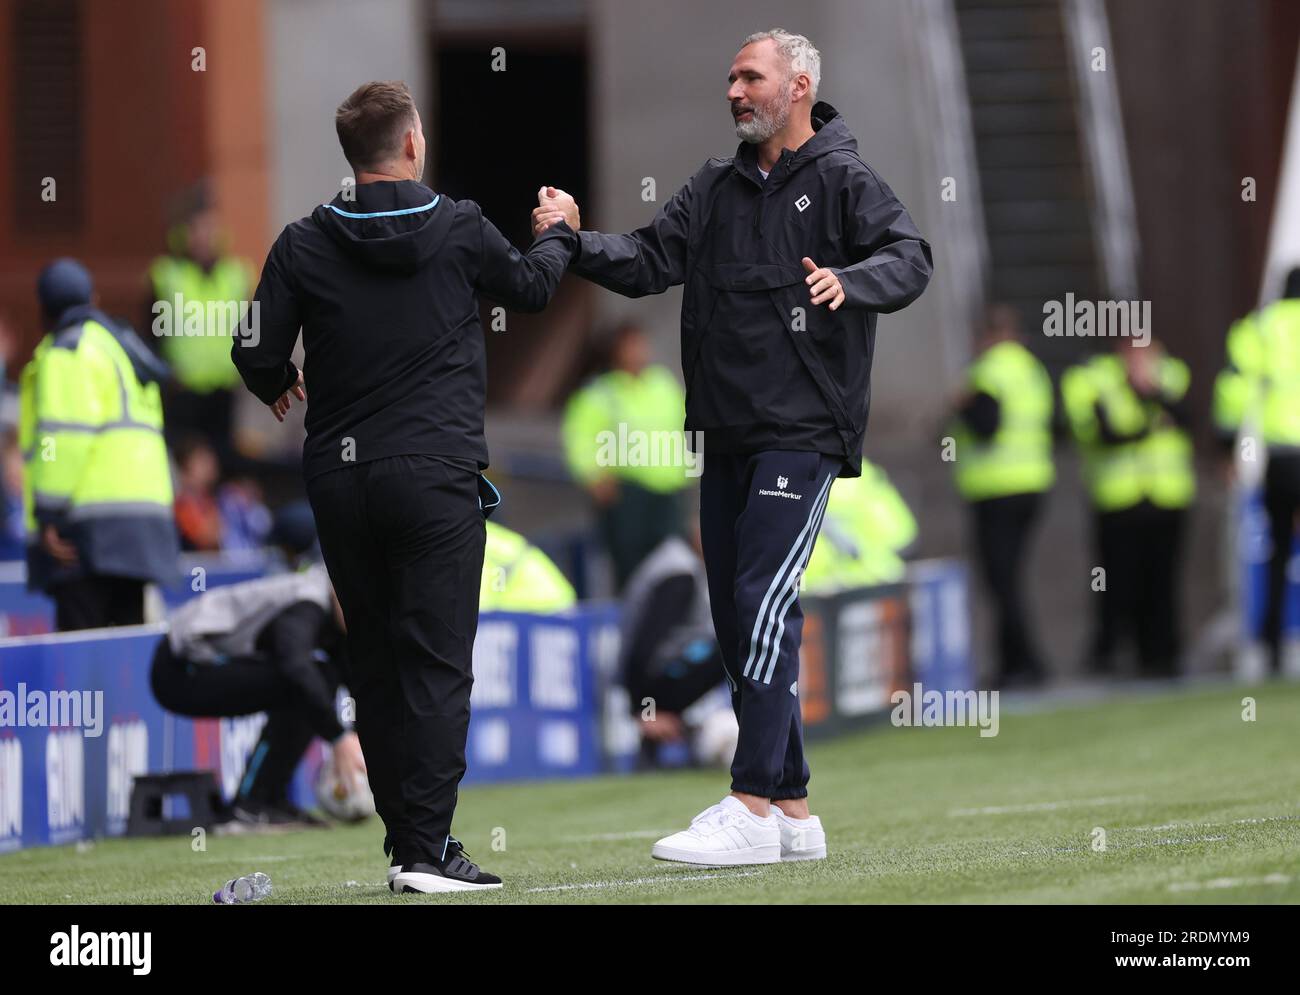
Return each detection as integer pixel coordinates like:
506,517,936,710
37,258,94,321
269,501,320,558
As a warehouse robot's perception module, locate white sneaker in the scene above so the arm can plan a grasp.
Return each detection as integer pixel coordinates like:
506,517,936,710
771,805,827,861
651,796,780,866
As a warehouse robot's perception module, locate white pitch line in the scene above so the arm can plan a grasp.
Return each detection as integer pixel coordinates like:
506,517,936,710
560,829,672,842
949,796,1140,817
1122,815,1300,833
1020,834,1227,856
1168,873,1293,893
1137,835,1228,848
525,870,765,893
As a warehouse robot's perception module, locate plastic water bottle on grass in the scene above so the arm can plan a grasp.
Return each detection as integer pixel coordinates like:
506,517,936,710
213,872,272,904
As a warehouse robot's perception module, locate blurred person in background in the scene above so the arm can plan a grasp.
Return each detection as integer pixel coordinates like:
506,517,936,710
150,511,362,830
0,312,17,393
1214,267,1300,674
172,433,223,551
619,522,732,769
479,520,576,612
947,305,1054,688
1062,336,1194,678
216,474,274,553
0,427,26,561
535,29,932,865
19,259,178,630
561,321,688,592
172,434,274,554
801,459,917,595
146,181,254,466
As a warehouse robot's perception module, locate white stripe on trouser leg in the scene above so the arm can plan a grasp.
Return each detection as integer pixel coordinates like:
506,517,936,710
741,472,835,680
752,474,834,684
742,471,835,680
759,478,833,685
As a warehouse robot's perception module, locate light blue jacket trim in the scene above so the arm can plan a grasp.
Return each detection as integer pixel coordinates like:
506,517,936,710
323,195,441,219
478,474,502,512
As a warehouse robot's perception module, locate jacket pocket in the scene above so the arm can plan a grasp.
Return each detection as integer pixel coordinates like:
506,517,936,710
768,283,860,435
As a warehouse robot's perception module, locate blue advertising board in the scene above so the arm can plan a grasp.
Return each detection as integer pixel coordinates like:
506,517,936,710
1239,490,1300,638
0,606,617,851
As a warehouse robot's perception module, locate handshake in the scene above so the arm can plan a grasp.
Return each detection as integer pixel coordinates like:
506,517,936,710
531,186,581,237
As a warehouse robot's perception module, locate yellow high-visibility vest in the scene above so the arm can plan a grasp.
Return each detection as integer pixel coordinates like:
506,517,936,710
480,522,576,613
1213,298,1300,448
1062,353,1195,512
802,461,917,594
148,254,251,393
19,313,178,586
950,339,1055,501
561,365,689,494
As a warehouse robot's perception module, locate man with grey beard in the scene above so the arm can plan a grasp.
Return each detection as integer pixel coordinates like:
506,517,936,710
535,30,931,865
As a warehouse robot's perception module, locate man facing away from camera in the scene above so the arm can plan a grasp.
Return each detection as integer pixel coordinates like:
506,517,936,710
232,81,577,893
535,30,932,865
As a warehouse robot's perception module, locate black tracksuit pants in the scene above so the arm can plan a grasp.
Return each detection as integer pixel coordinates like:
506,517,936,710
971,492,1045,682
1262,451,1300,670
149,639,343,804
700,450,840,800
1090,500,1185,676
307,455,485,865
51,576,146,631
599,483,684,593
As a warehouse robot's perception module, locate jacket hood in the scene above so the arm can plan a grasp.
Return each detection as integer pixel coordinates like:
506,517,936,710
735,100,859,181
312,179,454,276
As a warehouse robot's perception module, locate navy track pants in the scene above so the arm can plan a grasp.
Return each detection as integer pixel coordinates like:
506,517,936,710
699,450,840,799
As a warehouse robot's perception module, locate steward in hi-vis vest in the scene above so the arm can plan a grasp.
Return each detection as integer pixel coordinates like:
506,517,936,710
21,259,178,630
561,322,688,592
948,305,1054,688
1212,266,1300,673
1062,338,1193,677
146,182,253,464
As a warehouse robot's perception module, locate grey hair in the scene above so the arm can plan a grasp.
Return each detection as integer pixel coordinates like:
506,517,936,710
741,29,821,99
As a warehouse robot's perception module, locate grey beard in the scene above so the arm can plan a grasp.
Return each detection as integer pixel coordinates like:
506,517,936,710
735,97,790,144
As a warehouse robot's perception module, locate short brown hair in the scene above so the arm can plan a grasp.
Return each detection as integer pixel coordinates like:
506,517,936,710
335,81,417,171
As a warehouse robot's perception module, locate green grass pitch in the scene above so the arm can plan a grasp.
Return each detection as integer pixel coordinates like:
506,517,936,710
3,681,1298,904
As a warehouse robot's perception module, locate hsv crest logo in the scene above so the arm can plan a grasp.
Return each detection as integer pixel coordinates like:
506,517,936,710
777,475,788,489
794,194,811,212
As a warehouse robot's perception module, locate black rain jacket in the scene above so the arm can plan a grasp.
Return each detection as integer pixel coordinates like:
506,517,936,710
233,180,577,481
572,102,932,477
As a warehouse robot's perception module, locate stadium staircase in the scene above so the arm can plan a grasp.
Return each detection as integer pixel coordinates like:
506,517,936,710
953,0,1115,371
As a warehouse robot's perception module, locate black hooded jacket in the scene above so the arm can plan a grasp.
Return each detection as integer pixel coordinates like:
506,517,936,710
571,102,932,477
233,180,577,481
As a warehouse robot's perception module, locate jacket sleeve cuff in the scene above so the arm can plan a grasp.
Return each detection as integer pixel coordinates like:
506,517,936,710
276,361,300,399
534,220,579,259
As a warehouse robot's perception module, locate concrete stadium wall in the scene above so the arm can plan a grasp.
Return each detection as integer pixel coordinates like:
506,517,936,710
584,0,974,440
264,0,430,231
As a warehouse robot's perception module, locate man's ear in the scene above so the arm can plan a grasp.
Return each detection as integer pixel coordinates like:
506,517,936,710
792,72,812,104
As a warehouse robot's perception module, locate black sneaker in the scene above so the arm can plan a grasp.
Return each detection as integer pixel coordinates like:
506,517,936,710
218,797,328,834
273,801,329,828
391,840,502,893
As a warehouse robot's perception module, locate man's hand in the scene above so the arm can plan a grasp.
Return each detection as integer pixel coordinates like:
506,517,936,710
1125,343,1162,396
532,186,580,236
639,711,685,742
332,731,367,791
803,256,845,310
270,369,305,422
41,524,77,566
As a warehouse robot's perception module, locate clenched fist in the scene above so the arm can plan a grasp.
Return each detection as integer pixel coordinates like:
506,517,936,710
532,186,580,236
